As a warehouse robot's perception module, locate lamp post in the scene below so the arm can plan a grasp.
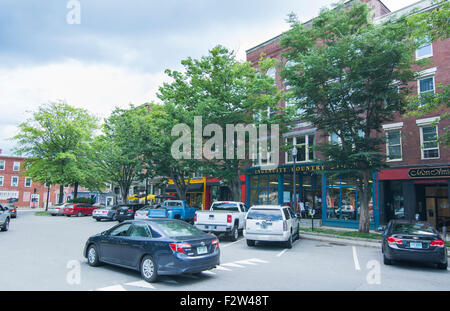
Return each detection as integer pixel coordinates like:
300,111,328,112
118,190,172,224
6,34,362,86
292,147,298,213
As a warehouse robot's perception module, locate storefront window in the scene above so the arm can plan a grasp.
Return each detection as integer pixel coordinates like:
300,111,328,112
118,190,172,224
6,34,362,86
302,174,322,218
249,174,278,206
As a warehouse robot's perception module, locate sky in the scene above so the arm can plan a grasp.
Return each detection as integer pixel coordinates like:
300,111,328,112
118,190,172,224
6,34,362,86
0,0,420,155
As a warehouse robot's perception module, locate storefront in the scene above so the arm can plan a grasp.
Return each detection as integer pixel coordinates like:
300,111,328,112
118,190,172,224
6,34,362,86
245,163,380,229
379,165,450,230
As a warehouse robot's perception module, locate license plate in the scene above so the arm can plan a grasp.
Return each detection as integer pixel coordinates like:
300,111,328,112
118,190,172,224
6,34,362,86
197,246,208,255
208,225,216,230
410,242,422,249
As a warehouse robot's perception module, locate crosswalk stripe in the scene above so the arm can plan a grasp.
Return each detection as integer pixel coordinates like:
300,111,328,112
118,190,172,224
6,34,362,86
222,262,245,268
248,258,269,263
234,260,257,265
96,284,127,291
124,280,155,289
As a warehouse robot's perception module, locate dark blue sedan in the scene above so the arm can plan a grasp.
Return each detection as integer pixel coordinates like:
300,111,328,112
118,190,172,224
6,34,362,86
84,219,220,282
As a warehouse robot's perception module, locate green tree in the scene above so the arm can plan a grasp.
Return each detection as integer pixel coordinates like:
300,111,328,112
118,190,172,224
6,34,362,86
13,101,98,204
158,45,288,201
280,2,422,232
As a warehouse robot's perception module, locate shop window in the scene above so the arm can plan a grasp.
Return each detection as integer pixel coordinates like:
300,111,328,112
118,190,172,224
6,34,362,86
249,174,278,206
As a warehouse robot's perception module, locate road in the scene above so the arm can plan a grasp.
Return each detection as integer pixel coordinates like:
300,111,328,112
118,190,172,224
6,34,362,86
0,211,449,291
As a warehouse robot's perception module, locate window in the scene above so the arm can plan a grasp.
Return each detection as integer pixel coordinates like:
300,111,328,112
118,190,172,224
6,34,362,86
0,161,4,170
386,130,402,161
129,223,152,238
418,77,435,95
286,134,315,163
110,223,132,237
0,176,3,186
25,177,32,188
415,35,433,60
13,162,20,171
420,125,439,159
11,176,19,187
266,67,276,84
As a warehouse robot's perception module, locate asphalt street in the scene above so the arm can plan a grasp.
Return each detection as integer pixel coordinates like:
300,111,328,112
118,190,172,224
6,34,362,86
0,210,449,291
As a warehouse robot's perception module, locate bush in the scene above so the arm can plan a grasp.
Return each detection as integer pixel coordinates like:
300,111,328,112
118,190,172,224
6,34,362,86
67,197,96,204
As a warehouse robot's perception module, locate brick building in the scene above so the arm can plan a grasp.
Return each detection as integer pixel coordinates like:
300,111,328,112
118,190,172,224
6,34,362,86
244,0,449,229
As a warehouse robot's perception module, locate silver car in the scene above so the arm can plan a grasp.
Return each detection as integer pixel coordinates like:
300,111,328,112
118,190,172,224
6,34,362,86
0,205,11,232
135,206,158,220
48,203,68,216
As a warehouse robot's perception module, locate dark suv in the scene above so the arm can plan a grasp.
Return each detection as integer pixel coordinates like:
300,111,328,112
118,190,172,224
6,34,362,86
116,203,146,222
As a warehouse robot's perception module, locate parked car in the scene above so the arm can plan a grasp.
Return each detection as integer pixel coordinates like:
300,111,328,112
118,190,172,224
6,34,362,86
116,203,146,222
4,204,17,218
92,205,121,221
194,201,248,241
381,219,448,269
147,200,197,223
83,219,220,283
244,205,300,248
48,203,68,216
63,203,97,217
0,205,10,232
134,205,160,220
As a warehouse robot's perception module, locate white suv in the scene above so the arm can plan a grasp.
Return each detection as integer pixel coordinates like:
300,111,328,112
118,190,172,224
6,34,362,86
244,205,300,248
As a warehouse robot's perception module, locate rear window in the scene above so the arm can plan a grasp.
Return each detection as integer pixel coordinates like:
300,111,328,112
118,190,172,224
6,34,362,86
392,223,436,235
166,201,182,207
154,220,205,237
247,209,283,221
65,204,74,208
210,203,239,212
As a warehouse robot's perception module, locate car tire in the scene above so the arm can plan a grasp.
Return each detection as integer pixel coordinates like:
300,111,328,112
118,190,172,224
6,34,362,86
383,255,392,265
140,255,158,283
246,239,255,247
1,218,9,232
230,225,239,242
95,218,101,222
77,212,83,217
285,232,293,249
87,244,101,267
437,262,448,270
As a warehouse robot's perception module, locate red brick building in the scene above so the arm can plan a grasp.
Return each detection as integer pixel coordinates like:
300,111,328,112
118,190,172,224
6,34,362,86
244,0,449,229
0,154,75,208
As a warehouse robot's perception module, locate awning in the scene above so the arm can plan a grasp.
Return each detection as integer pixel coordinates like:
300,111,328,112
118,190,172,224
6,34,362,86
165,183,204,193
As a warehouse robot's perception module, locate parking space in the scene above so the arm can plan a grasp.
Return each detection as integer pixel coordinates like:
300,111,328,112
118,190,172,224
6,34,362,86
0,211,449,291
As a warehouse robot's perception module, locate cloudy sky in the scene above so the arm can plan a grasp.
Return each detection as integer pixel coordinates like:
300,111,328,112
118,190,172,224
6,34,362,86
0,0,418,154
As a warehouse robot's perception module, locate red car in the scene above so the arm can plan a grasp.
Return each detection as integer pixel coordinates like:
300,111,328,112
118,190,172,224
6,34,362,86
63,203,97,217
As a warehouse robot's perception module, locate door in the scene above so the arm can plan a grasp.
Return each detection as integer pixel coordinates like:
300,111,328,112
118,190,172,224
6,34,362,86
100,223,132,264
425,185,449,230
426,198,437,228
121,223,153,268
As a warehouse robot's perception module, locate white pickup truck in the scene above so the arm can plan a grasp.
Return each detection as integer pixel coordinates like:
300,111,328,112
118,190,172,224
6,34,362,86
194,201,248,241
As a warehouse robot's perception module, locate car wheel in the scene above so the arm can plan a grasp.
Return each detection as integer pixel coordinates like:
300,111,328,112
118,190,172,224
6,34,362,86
95,218,101,222
230,226,239,242
140,255,158,283
246,239,255,247
87,244,101,267
77,212,83,217
383,255,392,265
285,233,293,249
437,262,448,270
1,218,9,231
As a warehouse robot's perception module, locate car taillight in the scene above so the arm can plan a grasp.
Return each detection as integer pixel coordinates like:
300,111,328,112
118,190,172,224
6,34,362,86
430,240,445,248
128,209,133,213
387,236,402,245
283,221,287,231
170,242,192,254
227,215,232,223
212,238,219,249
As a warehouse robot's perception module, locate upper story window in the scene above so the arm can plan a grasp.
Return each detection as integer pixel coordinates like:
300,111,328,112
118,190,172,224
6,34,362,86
286,134,315,163
415,35,433,60
25,177,32,188
386,130,402,161
266,67,276,85
11,176,19,187
0,176,3,187
0,161,4,170
419,77,435,95
417,117,440,160
13,161,20,171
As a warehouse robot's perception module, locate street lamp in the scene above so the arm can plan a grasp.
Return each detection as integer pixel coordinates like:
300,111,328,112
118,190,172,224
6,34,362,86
292,147,298,213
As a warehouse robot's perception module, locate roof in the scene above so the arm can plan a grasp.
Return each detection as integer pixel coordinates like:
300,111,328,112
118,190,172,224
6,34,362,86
249,205,284,209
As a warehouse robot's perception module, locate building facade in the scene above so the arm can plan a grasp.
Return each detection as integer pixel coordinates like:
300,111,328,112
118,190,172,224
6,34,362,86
244,0,449,229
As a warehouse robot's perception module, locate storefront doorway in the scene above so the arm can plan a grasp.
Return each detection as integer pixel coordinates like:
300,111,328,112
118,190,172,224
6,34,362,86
422,185,449,230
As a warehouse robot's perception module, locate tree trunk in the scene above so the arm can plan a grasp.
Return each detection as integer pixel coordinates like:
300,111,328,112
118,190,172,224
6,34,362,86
58,184,64,204
45,184,51,211
358,171,372,233
73,182,79,199
229,177,242,202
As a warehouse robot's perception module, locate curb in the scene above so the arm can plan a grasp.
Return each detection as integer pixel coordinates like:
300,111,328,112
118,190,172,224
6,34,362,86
299,233,382,249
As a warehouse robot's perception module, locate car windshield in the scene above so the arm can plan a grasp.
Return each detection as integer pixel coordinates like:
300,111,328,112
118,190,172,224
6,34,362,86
154,220,205,238
392,223,436,235
211,203,239,212
247,209,283,221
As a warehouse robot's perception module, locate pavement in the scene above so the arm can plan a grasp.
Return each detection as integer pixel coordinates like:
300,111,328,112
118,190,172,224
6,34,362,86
1,210,449,291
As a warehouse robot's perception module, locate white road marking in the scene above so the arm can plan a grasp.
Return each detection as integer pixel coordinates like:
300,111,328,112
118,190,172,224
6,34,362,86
221,238,244,248
248,258,269,264
276,249,288,257
124,280,155,289
234,260,257,265
202,270,216,275
352,246,361,271
96,284,127,291
222,262,245,268
214,265,232,271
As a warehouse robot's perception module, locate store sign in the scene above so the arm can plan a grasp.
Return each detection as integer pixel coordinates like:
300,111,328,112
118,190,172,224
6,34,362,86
408,167,450,179
252,164,325,175
0,191,19,200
